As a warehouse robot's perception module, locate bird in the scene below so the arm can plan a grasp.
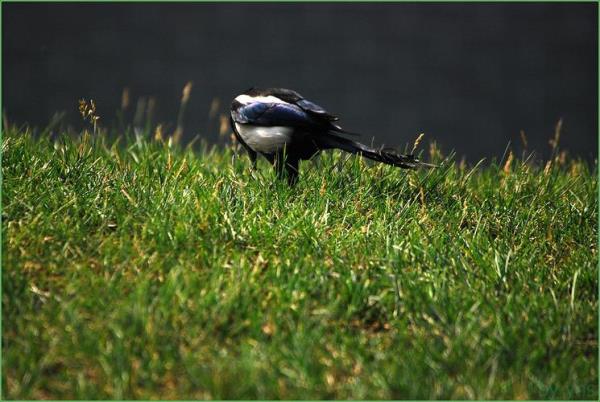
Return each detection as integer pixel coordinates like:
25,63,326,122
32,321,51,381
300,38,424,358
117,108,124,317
230,87,434,185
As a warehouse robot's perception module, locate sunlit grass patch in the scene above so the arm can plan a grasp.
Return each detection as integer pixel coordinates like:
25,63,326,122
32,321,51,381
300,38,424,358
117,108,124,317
2,127,597,399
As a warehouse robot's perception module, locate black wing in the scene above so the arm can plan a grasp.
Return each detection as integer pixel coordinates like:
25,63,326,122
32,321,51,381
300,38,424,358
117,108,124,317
263,88,339,122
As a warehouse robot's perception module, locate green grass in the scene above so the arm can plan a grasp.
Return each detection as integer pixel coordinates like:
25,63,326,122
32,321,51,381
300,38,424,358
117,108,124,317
2,127,598,399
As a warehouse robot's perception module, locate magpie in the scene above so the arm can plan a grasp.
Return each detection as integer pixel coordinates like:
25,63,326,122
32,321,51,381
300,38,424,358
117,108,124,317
230,87,433,185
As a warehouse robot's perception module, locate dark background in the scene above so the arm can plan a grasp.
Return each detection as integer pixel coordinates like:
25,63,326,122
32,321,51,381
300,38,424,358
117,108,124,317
3,2,598,162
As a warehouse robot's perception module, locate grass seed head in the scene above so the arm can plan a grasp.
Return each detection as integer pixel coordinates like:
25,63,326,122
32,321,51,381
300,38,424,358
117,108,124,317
412,132,425,154
219,114,229,136
549,118,563,150
520,129,528,148
121,87,130,110
154,124,164,142
181,81,193,104
209,98,220,119
78,98,100,133
503,150,514,174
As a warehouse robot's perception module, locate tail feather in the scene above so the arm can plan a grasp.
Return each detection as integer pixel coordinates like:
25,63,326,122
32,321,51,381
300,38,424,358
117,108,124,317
323,132,436,169
329,124,361,137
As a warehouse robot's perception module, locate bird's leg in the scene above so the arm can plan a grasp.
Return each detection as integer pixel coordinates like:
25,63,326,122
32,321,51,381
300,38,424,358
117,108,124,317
285,158,299,186
248,150,258,170
273,153,299,186
273,153,285,180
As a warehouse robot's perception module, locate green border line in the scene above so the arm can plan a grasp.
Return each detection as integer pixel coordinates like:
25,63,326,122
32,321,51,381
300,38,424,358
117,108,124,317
1,1,4,399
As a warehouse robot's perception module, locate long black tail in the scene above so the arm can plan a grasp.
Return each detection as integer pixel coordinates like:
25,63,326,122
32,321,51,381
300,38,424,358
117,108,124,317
322,133,436,169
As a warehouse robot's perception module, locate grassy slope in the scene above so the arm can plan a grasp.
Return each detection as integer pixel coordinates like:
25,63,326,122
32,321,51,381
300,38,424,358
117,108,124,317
2,128,598,399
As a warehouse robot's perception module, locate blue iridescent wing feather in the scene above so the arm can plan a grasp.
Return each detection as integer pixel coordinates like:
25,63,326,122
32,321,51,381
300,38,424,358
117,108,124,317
232,102,321,128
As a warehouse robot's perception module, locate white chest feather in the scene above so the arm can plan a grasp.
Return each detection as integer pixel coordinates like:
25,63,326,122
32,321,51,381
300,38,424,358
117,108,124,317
235,123,293,153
